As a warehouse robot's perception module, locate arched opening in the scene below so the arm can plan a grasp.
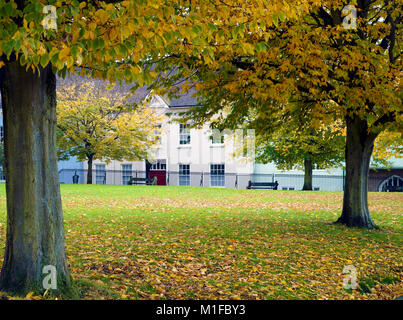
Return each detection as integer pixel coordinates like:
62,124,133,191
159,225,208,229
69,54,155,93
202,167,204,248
378,175,403,192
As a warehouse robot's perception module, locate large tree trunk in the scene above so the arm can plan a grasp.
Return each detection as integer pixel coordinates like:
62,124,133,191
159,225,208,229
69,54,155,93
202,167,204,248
335,116,378,229
0,60,76,296
87,155,93,184
302,157,313,191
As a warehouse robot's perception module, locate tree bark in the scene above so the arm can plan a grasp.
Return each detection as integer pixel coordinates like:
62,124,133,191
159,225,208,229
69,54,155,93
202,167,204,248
302,157,313,190
87,155,94,184
335,116,378,229
0,60,76,296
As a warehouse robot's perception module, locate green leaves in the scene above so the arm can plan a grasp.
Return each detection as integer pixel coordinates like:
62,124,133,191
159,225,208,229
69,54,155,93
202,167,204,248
39,52,49,67
272,14,279,28
1,39,15,58
0,1,18,18
93,38,104,51
254,42,267,53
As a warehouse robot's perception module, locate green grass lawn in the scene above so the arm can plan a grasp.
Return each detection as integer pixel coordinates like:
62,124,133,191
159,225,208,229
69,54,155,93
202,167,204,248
0,184,402,300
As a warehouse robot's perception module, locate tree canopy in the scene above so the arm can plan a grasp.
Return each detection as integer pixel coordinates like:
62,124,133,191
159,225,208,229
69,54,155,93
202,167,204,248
1,0,311,296
257,120,345,190
372,130,403,167
149,0,402,228
0,0,401,297
0,0,311,84
57,79,161,183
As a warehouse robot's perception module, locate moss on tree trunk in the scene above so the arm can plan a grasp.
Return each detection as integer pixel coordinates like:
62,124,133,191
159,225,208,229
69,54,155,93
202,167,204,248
0,60,77,297
335,116,378,229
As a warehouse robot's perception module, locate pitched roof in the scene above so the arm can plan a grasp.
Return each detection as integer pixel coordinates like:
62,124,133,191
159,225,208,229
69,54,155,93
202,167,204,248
57,74,199,108
159,86,199,108
0,73,200,109
57,74,149,105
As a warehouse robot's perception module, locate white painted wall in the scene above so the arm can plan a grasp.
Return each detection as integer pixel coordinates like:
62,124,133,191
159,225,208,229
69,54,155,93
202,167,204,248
87,95,254,186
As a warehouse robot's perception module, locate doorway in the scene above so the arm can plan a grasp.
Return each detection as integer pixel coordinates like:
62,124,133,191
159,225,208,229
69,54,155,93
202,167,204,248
149,160,167,185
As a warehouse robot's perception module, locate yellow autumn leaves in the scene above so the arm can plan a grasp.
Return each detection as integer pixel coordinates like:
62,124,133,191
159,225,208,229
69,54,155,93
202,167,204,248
0,0,316,84
56,79,163,164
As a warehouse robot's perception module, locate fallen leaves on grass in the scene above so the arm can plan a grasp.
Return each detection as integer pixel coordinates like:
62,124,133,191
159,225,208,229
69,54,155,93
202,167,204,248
0,185,401,300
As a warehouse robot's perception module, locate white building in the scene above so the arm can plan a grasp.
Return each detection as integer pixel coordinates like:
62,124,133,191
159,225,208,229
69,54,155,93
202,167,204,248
75,90,348,191
84,92,255,189
1,83,400,191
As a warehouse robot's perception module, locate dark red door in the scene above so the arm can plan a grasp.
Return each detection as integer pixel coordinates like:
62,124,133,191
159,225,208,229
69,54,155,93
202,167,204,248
149,170,166,185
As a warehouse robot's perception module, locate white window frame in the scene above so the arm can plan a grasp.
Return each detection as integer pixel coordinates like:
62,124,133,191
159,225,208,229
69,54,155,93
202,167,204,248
210,131,225,145
150,160,167,171
95,164,106,185
179,164,190,186
121,164,132,185
210,164,225,187
179,123,191,145
154,124,162,145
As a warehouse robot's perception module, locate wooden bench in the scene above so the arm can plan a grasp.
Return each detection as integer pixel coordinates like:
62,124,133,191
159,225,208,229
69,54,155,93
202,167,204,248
128,176,157,185
247,180,279,190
